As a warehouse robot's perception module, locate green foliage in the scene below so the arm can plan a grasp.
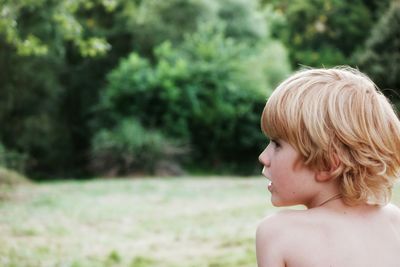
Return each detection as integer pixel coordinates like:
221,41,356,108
0,41,67,176
356,2,400,100
91,119,183,175
217,0,267,41
125,0,268,57
264,0,386,68
127,0,216,55
0,0,111,57
0,0,129,178
0,0,291,177
0,144,28,173
95,23,291,172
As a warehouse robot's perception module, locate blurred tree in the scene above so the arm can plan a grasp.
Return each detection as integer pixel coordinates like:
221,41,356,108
94,22,291,173
217,0,267,41
124,0,269,58
0,0,111,57
260,0,391,68
0,0,290,177
360,0,392,20
57,1,138,177
356,2,400,101
124,0,217,57
64,0,272,176
0,41,66,177
0,0,116,177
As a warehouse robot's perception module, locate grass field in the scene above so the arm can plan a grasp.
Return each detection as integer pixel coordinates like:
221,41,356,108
1,177,399,267
0,177,275,267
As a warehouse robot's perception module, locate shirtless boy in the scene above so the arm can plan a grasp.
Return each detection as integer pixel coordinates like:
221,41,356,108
256,67,400,267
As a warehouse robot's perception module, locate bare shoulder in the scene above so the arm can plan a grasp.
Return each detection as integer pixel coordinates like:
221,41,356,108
256,208,353,267
256,208,328,245
257,205,400,267
257,210,301,239
383,203,400,223
257,209,305,231
256,210,310,267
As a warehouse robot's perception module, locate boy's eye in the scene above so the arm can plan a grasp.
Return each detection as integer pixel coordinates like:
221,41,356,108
270,139,281,148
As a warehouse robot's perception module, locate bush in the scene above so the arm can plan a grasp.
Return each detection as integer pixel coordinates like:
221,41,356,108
94,23,291,173
0,167,29,186
90,119,185,176
0,143,28,173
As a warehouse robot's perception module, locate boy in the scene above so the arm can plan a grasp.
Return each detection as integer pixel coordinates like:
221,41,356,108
256,67,400,267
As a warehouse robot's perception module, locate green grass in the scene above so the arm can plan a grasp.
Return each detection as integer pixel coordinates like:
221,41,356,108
1,177,399,267
0,177,275,267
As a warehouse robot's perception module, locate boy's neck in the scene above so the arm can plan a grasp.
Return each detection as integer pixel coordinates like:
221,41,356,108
316,193,342,207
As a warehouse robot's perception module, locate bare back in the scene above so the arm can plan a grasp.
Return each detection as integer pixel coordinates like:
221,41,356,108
256,203,400,267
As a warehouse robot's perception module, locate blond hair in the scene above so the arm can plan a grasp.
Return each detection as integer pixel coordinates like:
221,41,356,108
261,66,400,206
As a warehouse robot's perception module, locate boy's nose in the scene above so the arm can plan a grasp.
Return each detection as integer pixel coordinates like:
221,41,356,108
258,150,270,167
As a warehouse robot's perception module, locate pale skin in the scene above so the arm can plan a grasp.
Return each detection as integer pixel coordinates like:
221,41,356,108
256,139,400,267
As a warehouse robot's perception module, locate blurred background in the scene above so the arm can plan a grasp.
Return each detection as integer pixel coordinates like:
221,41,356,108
1,1,400,266
0,0,399,180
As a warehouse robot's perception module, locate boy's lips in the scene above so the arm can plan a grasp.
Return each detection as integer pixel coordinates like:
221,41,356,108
261,167,273,191
267,181,273,192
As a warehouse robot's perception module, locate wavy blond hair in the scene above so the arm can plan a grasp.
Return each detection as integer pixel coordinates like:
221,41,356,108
261,66,400,206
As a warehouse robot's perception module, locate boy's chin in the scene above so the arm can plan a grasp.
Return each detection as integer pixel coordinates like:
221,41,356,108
270,196,297,207
271,202,288,207
270,197,285,207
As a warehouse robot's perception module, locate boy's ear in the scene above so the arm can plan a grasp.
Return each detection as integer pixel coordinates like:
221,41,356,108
315,171,331,182
315,154,340,182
